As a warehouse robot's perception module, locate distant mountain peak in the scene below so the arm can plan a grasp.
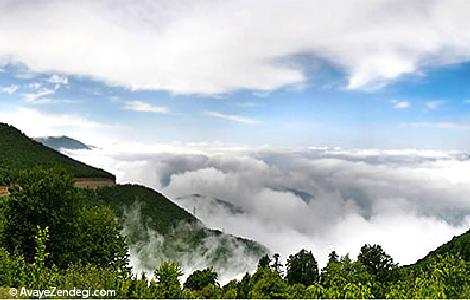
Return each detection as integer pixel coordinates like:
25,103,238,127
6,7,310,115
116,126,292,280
35,135,92,151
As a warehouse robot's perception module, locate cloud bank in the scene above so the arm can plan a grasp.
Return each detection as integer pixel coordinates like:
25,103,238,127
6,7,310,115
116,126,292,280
67,145,470,271
2,1,470,94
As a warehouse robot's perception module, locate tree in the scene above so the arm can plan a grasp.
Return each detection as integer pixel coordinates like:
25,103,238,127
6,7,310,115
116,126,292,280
386,255,470,298
184,267,218,291
271,253,283,274
76,205,129,272
154,262,183,298
358,244,396,282
3,167,128,270
320,254,376,298
222,279,238,298
250,266,289,298
328,251,339,264
258,254,271,268
3,167,84,266
237,272,251,299
286,249,320,285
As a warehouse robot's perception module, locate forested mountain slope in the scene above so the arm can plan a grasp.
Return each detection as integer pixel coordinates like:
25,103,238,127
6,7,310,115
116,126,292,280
0,123,113,183
0,123,266,274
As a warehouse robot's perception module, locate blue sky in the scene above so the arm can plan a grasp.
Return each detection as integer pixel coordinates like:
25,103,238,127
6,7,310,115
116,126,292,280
1,1,470,149
1,61,470,149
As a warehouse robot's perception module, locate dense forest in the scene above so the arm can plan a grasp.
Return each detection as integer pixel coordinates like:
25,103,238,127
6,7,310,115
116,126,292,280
1,123,469,298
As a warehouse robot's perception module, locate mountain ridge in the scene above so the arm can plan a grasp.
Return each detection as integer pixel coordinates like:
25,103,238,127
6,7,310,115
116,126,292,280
34,135,92,151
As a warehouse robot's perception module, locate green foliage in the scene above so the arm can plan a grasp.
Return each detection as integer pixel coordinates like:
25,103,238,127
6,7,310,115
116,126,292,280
2,238,470,299
258,253,271,268
0,195,5,244
321,254,376,298
184,267,218,291
3,167,128,270
286,249,319,286
237,272,251,299
386,254,470,298
222,279,238,298
358,244,397,283
250,266,289,298
154,262,184,298
0,123,114,183
0,247,29,287
3,167,84,266
287,283,306,299
31,226,49,288
198,283,223,298
76,205,130,272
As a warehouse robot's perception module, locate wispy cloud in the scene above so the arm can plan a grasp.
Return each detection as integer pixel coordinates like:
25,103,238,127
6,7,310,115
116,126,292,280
426,100,443,110
206,111,258,124
404,122,470,130
48,74,68,85
0,84,18,95
392,100,410,109
22,87,55,102
123,100,169,114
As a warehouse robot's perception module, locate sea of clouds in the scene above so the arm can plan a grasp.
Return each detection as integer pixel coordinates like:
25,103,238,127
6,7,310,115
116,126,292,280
66,145,470,277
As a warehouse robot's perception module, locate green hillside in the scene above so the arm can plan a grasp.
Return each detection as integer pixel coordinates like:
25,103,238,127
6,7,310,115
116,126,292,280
0,123,114,183
98,185,197,234
97,185,267,271
414,229,470,264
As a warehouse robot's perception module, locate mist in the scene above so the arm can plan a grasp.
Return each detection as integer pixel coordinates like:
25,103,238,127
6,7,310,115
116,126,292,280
66,145,470,276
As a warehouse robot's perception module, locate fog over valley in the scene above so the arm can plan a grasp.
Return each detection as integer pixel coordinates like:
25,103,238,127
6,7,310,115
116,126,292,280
66,145,470,276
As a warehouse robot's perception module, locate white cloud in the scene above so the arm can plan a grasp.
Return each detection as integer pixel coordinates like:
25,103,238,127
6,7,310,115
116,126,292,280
1,1,470,94
22,87,55,102
0,107,100,134
0,107,128,146
48,74,68,85
67,145,470,272
392,100,410,109
0,84,18,94
426,100,443,110
122,100,169,114
206,111,258,124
